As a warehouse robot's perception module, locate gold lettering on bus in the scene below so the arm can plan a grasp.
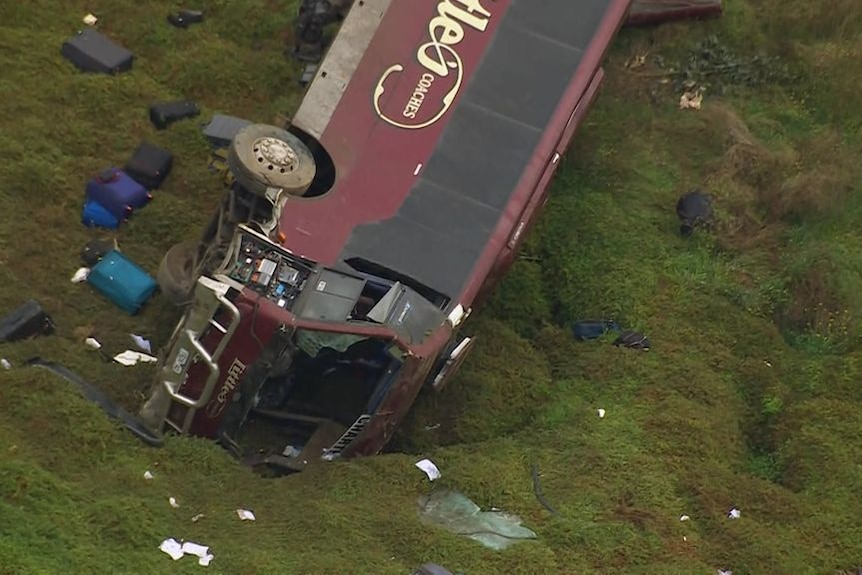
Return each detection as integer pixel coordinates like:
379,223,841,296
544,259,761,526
373,0,491,130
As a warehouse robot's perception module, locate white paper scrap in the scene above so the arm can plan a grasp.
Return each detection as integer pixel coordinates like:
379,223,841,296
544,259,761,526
114,350,158,366
727,507,741,519
71,267,90,283
130,334,152,353
159,538,184,561
597,408,606,419
181,541,210,558
679,514,690,522
85,337,102,350
236,509,256,521
169,497,180,509
144,470,154,480
414,458,441,481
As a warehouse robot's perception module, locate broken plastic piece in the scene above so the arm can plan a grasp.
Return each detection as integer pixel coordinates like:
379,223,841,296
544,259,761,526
83,13,98,25
144,470,154,480
419,490,537,551
680,514,691,521
167,9,205,29
113,350,158,366
415,459,441,481
191,513,205,523
71,267,90,283
85,337,102,350
169,497,180,509
236,509,256,521
597,408,606,419
727,507,741,519
159,538,184,560
1,358,10,370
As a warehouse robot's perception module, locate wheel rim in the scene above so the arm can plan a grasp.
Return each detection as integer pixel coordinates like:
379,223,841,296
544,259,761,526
252,136,298,174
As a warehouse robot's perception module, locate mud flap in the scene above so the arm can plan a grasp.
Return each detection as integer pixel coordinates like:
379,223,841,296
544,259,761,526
27,358,164,447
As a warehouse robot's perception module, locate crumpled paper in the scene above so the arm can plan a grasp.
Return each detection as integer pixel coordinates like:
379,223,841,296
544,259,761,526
114,350,158,366
415,458,441,481
236,509,256,521
159,539,214,566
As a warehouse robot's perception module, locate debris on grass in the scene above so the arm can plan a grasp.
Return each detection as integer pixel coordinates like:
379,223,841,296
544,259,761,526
727,507,741,519
71,267,90,283
680,89,704,110
113,350,158,366
144,470,154,480
613,331,651,350
169,497,180,509
159,538,184,561
191,513,205,523
597,408,606,419
83,13,98,26
419,490,537,551
1,359,10,370
130,334,152,353
415,459,441,481
717,570,733,575
236,509,256,521
680,514,691,521
0,300,55,343
160,539,214,566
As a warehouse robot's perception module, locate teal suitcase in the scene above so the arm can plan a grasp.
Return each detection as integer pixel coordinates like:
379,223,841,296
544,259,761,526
87,250,157,314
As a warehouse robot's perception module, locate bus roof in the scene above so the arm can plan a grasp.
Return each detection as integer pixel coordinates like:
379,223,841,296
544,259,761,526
283,0,631,309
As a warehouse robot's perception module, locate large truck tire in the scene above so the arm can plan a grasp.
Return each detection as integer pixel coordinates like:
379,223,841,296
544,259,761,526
157,240,198,306
228,124,316,197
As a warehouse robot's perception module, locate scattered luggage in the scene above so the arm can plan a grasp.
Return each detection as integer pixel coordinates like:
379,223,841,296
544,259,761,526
87,250,158,314
571,319,622,341
0,300,55,343
149,100,200,130
81,238,119,267
61,29,134,74
613,331,651,350
201,114,252,148
125,142,173,190
82,198,121,229
167,9,205,29
85,168,152,221
676,188,715,237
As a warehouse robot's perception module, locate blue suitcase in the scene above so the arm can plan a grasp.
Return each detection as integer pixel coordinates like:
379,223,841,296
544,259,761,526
86,168,152,221
81,198,120,229
87,250,158,314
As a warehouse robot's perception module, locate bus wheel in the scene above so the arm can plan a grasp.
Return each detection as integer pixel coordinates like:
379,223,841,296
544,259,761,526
228,124,317,197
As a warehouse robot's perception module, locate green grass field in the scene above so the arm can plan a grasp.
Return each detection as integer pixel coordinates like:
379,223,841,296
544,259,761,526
1,1,861,574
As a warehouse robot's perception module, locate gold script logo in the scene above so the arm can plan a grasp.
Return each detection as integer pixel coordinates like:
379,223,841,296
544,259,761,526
204,357,247,419
373,0,491,130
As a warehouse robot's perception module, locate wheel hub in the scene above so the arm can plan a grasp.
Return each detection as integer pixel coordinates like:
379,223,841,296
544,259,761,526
252,136,298,173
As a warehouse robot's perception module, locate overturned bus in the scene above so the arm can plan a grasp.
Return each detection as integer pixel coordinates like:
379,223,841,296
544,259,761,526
140,0,633,472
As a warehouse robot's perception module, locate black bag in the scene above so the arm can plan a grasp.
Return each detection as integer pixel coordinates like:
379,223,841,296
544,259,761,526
81,238,118,267
0,300,55,343
613,330,650,350
125,142,173,190
149,100,200,130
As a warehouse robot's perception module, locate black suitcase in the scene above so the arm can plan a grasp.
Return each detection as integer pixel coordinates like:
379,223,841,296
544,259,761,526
0,300,55,343
124,142,173,190
149,100,200,130
61,29,134,75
